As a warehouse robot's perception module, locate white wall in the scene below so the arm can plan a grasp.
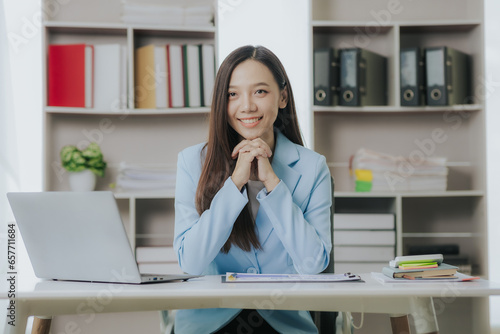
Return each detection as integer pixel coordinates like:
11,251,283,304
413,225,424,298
3,0,43,194
217,0,313,147
485,0,500,327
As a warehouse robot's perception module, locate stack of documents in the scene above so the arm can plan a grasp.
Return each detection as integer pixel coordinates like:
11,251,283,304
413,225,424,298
136,246,183,275
184,5,214,26
121,2,214,26
380,254,471,281
116,162,176,192
334,213,395,274
350,148,448,192
224,272,361,283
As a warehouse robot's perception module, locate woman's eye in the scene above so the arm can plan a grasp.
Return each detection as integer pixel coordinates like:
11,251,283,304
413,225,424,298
228,92,236,98
256,89,267,95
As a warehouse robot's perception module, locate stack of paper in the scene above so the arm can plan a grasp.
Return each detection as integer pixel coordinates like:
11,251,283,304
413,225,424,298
136,246,184,275
334,213,395,274
184,5,214,26
350,148,448,192
122,2,213,26
116,162,176,192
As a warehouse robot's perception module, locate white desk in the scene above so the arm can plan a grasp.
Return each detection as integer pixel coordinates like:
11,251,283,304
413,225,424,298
3,274,500,334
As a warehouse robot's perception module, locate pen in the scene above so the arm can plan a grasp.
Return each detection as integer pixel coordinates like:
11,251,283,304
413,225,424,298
344,272,357,278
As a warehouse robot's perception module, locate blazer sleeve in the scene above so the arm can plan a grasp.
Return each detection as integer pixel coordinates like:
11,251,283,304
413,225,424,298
257,155,332,274
173,149,248,275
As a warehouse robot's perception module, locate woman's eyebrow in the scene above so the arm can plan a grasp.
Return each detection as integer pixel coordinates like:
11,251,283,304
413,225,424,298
229,82,271,89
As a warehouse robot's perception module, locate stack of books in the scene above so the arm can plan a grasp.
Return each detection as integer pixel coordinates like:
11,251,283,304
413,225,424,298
121,2,214,27
134,43,215,109
382,254,459,280
116,162,176,192
350,148,448,192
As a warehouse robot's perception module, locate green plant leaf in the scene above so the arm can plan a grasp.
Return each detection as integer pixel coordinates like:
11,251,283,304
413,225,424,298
60,142,107,177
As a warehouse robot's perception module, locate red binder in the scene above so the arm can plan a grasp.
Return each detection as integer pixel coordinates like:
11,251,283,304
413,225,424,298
48,44,94,107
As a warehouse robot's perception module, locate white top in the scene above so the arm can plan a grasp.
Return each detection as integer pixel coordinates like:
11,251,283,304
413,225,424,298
247,180,265,219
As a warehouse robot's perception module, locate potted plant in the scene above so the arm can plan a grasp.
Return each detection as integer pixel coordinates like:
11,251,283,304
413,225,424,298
60,142,107,191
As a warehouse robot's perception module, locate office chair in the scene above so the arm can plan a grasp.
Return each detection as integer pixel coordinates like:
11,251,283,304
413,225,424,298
312,176,339,334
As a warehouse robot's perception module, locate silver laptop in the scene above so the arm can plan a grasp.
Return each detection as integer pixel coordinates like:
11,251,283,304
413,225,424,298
7,191,199,284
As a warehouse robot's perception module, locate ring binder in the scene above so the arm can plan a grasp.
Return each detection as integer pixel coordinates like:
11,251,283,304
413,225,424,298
314,47,339,106
400,47,425,106
425,46,471,106
339,48,387,106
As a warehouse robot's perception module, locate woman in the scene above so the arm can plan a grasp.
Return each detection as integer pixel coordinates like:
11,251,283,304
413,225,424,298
174,45,332,333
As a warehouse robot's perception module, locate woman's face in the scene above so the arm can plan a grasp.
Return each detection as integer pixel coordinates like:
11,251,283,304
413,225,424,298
226,60,287,145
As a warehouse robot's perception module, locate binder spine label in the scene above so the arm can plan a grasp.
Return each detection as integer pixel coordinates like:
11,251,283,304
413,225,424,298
426,47,447,106
400,48,425,106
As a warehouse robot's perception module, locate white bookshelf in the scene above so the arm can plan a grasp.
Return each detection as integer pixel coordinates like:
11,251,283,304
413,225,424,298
42,0,214,252
311,0,488,332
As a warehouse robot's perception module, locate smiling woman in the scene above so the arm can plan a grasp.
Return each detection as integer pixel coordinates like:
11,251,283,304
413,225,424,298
173,45,332,334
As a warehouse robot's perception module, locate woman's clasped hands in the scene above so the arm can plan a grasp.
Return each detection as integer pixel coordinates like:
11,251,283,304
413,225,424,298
231,138,280,192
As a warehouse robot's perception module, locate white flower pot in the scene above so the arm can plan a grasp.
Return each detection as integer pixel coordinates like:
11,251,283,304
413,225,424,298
69,169,96,191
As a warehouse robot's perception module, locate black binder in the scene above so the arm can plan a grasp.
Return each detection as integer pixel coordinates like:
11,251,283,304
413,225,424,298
425,46,471,106
400,47,425,106
339,48,387,106
314,48,339,106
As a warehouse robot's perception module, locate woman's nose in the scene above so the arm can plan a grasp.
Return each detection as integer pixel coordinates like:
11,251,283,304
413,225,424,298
241,94,257,112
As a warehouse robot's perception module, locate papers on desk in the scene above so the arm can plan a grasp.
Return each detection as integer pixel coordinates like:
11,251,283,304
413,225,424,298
224,272,362,283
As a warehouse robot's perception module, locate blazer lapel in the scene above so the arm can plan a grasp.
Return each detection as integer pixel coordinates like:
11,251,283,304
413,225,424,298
272,131,301,194
256,131,302,245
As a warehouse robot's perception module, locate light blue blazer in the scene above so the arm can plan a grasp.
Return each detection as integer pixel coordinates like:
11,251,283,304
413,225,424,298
173,130,332,334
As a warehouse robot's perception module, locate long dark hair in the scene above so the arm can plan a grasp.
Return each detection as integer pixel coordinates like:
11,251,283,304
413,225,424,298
196,45,303,253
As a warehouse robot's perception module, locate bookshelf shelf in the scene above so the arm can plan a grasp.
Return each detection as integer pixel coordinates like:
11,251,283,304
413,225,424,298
45,107,211,115
313,104,483,113
402,232,481,238
45,21,215,36
398,21,481,32
312,20,482,30
335,190,485,198
136,234,172,239
113,191,175,200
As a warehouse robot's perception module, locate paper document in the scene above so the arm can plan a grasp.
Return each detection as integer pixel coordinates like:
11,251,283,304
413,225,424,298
224,272,362,283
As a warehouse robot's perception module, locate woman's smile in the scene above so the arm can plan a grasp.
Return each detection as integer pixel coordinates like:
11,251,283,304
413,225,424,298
238,116,263,127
